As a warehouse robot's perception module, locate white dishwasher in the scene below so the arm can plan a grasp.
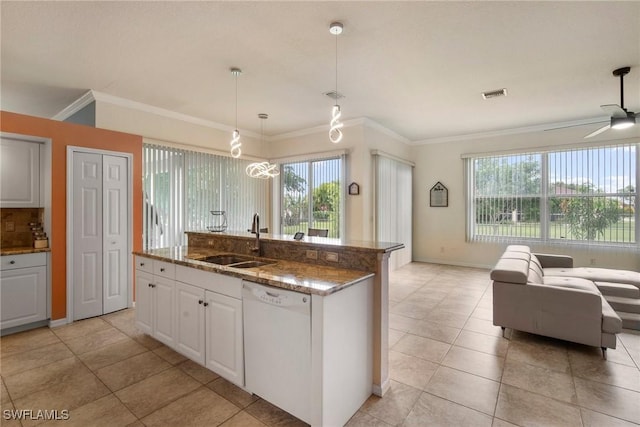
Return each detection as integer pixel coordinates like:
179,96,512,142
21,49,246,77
242,281,311,424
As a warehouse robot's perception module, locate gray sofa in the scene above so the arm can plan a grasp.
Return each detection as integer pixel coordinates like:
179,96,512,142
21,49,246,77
491,245,623,357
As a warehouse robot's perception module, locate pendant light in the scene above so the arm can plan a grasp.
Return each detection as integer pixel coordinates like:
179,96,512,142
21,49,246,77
246,114,280,179
329,21,344,143
230,67,242,158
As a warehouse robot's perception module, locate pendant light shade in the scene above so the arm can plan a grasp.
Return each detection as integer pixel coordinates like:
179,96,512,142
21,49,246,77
246,114,280,179
230,68,242,158
329,21,344,144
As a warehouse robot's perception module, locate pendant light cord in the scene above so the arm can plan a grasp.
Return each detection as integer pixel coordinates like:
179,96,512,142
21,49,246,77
335,31,338,104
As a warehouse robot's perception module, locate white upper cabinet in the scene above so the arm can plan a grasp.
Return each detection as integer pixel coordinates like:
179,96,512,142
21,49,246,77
0,137,42,207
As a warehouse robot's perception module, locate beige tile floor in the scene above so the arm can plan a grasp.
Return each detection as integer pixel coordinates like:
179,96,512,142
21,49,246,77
1,262,639,426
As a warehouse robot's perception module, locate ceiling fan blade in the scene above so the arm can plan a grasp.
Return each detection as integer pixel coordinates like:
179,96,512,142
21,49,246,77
601,104,627,118
584,124,611,139
545,119,608,132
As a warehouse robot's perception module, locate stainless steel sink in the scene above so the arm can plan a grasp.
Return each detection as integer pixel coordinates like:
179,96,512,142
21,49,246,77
199,254,254,265
231,260,275,269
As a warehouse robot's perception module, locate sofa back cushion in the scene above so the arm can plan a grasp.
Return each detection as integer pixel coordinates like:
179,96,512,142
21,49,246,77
527,254,544,284
491,250,531,284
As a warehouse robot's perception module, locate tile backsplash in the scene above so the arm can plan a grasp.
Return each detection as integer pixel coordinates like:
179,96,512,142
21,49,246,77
0,208,44,248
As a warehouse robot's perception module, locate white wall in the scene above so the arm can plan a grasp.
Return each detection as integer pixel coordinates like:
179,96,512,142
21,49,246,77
411,126,640,271
95,102,266,158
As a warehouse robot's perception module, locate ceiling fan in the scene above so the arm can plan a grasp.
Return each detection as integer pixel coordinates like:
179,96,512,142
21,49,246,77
584,66,638,139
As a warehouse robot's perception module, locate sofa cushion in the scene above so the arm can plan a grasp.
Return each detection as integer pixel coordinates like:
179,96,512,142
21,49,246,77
601,297,623,334
527,254,544,284
543,276,601,294
491,257,529,284
543,267,640,288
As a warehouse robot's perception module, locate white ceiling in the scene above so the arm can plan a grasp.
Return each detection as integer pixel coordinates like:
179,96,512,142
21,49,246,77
1,1,639,142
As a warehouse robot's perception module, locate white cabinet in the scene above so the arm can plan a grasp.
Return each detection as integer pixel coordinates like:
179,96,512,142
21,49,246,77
135,256,244,386
0,138,41,207
135,257,175,347
205,291,243,385
1,253,47,330
175,281,205,363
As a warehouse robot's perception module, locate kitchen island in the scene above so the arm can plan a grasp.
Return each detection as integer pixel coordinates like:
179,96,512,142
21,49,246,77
133,231,402,426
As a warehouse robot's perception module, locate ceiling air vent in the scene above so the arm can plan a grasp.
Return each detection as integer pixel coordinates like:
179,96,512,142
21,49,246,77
324,91,345,100
482,88,508,100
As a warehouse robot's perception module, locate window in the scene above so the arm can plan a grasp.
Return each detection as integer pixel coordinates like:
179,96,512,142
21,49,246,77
280,156,344,238
466,143,638,247
143,144,269,249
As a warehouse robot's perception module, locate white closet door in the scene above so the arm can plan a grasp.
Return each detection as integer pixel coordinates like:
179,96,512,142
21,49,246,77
103,155,128,314
73,152,103,320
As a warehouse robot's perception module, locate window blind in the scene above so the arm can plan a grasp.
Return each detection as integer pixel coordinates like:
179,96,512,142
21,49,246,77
143,144,269,250
374,152,413,270
467,142,638,248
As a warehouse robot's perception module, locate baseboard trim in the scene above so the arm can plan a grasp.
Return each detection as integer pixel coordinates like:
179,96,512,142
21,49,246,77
372,378,391,397
49,318,69,328
412,257,492,270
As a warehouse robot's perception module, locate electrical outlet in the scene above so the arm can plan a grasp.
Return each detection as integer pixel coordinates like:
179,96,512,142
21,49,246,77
5,221,15,232
306,250,318,260
325,252,339,262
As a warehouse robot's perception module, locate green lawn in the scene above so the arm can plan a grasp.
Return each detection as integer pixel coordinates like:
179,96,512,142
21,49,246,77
476,219,636,243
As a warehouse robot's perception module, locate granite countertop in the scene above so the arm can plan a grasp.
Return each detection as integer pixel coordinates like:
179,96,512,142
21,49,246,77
187,230,405,253
133,246,375,296
0,246,51,256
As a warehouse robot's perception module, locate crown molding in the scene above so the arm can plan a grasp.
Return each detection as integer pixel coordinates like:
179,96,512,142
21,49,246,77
52,90,261,138
411,116,608,145
51,90,96,121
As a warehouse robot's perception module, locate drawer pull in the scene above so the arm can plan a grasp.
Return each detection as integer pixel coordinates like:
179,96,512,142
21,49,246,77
148,283,152,288
9,260,15,265
203,302,209,307
160,268,165,272
198,300,203,305
140,262,145,267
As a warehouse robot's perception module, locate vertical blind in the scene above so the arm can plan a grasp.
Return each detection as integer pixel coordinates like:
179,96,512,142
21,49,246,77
466,142,638,247
374,153,413,270
143,144,269,249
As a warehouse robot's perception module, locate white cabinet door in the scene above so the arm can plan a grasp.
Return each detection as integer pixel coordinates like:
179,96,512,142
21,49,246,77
134,270,153,335
0,266,47,329
206,291,244,386
153,276,175,347
175,281,205,364
0,138,40,207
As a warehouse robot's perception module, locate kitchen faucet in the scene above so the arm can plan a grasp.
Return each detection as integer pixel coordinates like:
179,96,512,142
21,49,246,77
250,213,260,254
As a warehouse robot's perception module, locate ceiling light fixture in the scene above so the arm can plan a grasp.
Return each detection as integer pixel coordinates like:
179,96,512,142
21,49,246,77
229,67,242,158
246,114,280,179
329,21,344,144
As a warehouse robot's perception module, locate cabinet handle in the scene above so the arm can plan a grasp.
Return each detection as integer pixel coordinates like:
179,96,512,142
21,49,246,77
9,260,15,265
198,300,203,305
140,262,145,267
148,283,152,288
203,302,209,307
160,268,165,272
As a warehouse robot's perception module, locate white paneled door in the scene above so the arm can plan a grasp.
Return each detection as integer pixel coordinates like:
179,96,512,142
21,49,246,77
72,152,129,321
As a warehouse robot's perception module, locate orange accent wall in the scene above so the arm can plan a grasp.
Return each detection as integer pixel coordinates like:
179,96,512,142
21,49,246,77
1,111,142,320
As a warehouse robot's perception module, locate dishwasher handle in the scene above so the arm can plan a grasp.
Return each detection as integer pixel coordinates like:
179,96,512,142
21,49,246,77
243,282,310,314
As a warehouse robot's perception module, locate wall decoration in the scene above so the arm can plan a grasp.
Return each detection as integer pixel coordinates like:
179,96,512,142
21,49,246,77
348,182,360,195
430,181,448,207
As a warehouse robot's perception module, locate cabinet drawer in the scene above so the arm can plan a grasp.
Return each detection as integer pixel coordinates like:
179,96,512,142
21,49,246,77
154,260,176,279
176,265,241,299
135,256,153,274
1,253,46,271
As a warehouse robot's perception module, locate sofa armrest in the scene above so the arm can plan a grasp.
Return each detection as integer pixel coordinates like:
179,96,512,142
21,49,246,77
534,253,573,268
493,281,602,347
